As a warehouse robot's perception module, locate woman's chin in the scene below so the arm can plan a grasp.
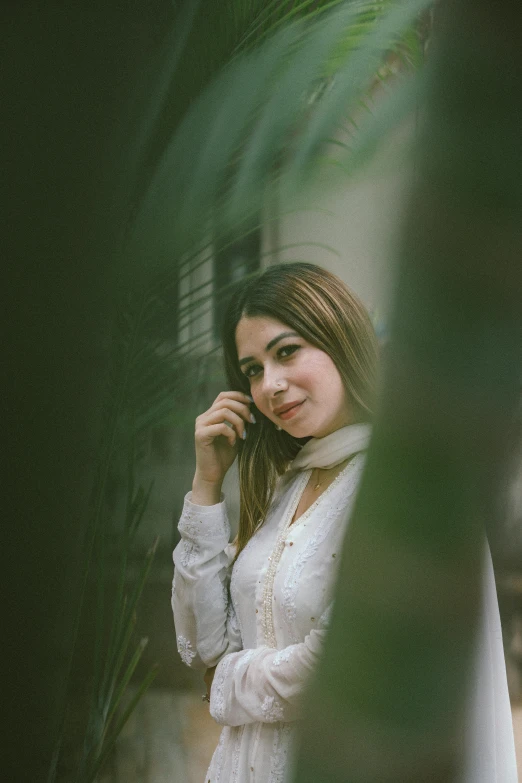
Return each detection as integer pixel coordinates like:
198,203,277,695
294,418,343,439
284,419,316,439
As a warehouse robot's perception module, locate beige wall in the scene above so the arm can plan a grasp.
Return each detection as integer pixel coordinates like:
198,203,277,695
261,108,415,331
272,161,410,328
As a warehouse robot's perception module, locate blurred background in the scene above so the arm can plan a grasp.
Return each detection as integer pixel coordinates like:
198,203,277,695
3,1,521,780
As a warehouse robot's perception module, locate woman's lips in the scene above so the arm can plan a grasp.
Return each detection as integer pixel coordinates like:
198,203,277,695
278,401,305,420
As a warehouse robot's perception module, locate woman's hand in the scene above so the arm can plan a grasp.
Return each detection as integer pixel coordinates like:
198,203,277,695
204,665,217,701
193,391,255,496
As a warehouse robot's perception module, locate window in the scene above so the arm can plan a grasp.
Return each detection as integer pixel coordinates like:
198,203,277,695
212,227,261,339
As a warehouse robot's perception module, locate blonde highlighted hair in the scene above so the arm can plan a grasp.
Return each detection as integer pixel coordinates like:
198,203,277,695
221,262,378,564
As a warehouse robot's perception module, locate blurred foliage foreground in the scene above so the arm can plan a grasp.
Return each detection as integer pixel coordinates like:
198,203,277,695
2,0,521,782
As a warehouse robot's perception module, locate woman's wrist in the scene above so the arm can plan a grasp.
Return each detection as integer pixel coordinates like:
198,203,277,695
191,473,223,505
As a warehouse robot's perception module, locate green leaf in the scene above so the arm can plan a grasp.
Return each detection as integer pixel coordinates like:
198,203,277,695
84,665,158,783
283,0,431,195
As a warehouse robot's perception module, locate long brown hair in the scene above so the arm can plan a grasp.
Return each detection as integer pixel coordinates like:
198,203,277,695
221,262,378,563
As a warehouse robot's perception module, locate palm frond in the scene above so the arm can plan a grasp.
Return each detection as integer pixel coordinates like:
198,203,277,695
127,0,429,275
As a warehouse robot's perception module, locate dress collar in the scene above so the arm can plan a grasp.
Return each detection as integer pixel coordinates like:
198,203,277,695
289,423,371,471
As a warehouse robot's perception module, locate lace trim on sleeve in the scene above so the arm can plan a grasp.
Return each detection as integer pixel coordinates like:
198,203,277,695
210,652,234,723
178,501,231,541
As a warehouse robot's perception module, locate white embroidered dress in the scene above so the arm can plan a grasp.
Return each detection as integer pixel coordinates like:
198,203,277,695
172,454,364,783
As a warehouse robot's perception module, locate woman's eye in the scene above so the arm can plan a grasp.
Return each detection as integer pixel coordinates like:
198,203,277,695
244,364,261,379
242,345,300,379
279,344,300,358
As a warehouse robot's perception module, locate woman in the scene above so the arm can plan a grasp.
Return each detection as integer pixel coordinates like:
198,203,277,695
171,262,517,782
172,262,377,781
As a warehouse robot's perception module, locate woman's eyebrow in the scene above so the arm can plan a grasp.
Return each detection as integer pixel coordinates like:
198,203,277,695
238,331,300,366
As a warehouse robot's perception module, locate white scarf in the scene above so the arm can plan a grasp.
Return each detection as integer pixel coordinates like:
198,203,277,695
289,423,371,471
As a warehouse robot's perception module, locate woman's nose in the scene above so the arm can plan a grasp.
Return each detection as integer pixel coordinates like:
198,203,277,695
262,365,288,395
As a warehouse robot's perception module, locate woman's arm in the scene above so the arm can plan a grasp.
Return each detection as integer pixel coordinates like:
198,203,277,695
172,492,242,670
209,603,333,726
172,389,254,669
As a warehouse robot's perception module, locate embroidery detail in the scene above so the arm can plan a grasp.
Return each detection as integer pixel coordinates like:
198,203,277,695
261,459,360,648
273,646,295,666
177,635,196,666
178,497,231,541
236,648,257,670
281,460,362,643
210,653,233,724
260,472,309,648
179,539,199,568
269,723,295,783
261,695,285,722
231,725,245,783
282,509,338,642
210,649,259,724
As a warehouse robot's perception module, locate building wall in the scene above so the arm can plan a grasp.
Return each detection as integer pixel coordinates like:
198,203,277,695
270,155,411,329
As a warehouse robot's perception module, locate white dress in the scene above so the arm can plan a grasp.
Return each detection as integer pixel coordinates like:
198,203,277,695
172,454,365,782
172,452,518,783
462,544,518,782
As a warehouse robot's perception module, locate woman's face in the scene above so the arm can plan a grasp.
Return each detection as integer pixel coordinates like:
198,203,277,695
235,315,354,439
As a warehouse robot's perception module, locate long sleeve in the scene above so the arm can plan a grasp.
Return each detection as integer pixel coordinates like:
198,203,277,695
209,603,332,726
172,492,243,671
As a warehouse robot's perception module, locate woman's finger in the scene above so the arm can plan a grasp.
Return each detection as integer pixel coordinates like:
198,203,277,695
212,397,256,422
204,407,248,441
214,390,253,406
196,422,238,447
